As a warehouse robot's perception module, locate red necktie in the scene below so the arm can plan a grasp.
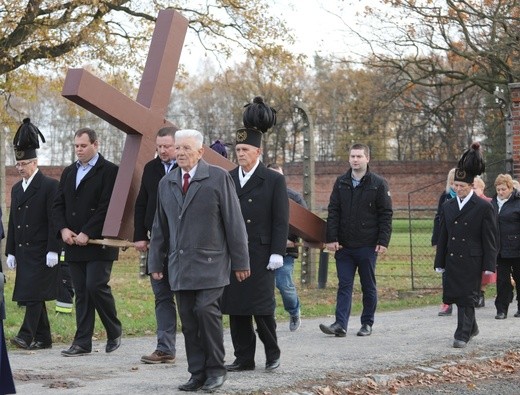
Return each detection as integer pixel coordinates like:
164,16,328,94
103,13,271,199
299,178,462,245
182,173,190,194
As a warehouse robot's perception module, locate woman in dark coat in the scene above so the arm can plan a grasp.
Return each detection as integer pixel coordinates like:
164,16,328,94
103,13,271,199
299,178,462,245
432,168,456,316
491,173,520,319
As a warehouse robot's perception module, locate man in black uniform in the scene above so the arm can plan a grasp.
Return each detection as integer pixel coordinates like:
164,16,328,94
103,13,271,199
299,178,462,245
222,97,289,372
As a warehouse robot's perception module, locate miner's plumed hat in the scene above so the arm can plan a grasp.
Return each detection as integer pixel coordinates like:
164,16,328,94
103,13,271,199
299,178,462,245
13,118,46,161
235,96,277,148
454,141,485,184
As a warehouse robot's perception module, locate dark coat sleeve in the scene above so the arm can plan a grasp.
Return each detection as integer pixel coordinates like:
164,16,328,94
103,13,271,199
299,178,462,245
432,192,450,246
44,177,60,253
376,176,393,247
434,204,448,270
270,172,290,255
52,165,73,238
133,161,153,242
480,201,498,273
325,176,342,243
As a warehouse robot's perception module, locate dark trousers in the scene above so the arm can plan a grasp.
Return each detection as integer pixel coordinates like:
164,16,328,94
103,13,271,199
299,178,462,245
454,304,478,342
18,301,51,345
69,260,122,350
334,246,378,329
229,314,280,364
495,258,520,314
150,267,176,355
176,287,225,380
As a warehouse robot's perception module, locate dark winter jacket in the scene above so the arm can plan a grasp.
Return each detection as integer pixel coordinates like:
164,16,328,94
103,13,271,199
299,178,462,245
491,188,520,259
326,167,393,248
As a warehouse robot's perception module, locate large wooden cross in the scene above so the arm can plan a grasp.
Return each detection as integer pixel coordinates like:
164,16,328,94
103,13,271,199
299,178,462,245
62,9,326,246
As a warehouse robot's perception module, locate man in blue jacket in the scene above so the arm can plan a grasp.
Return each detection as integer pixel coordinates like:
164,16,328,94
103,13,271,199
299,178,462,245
320,143,393,338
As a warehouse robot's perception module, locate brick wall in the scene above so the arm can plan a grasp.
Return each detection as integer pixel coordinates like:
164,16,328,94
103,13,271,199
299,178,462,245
6,162,456,215
284,161,455,215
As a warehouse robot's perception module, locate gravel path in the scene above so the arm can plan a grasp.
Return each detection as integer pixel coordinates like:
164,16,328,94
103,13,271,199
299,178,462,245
8,301,520,394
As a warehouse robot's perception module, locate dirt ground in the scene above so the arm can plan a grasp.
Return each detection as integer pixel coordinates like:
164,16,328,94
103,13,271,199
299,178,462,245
8,301,520,394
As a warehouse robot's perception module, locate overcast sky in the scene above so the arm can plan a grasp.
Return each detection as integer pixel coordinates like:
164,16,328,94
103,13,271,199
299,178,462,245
180,0,375,71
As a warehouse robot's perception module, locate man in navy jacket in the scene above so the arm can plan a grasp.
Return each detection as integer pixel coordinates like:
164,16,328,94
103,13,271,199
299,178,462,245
320,143,393,338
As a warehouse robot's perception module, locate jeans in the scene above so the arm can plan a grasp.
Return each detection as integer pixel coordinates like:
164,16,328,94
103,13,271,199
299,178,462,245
275,255,300,317
334,246,378,330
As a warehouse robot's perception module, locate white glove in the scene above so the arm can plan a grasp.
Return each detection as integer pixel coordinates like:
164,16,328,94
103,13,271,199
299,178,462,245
266,254,283,270
46,252,59,268
484,270,494,275
435,267,445,273
6,254,16,270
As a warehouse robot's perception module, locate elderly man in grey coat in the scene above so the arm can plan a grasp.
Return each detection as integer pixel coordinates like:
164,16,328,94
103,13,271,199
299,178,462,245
148,129,250,392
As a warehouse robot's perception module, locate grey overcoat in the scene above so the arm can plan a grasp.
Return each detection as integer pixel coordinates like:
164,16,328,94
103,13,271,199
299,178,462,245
148,159,250,291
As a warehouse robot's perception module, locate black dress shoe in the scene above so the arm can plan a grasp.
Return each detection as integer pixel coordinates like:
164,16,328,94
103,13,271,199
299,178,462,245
29,341,52,350
178,377,205,391
514,310,520,318
61,344,91,357
357,324,372,337
265,358,280,371
495,312,507,320
10,336,30,349
225,361,255,371
106,336,121,353
201,374,226,391
319,322,347,337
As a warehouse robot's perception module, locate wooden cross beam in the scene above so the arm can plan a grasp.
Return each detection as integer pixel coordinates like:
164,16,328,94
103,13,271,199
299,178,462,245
62,9,187,240
62,9,326,246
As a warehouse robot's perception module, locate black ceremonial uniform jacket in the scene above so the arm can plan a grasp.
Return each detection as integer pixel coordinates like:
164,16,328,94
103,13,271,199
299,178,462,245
221,162,289,315
434,192,497,306
6,170,59,301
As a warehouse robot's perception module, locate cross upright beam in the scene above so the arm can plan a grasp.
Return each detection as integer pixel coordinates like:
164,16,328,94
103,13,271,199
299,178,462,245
62,9,326,245
62,10,188,240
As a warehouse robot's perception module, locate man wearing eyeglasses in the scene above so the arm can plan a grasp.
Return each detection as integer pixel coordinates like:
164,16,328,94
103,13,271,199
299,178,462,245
6,118,59,351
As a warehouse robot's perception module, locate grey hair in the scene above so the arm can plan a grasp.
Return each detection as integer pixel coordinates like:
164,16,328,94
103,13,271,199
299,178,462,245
175,129,204,149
